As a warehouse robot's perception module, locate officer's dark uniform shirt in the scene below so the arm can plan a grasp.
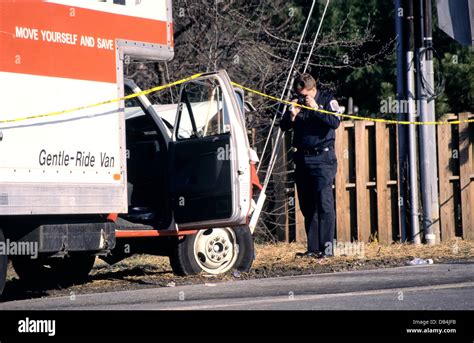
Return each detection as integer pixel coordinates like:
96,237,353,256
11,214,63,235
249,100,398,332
280,90,340,149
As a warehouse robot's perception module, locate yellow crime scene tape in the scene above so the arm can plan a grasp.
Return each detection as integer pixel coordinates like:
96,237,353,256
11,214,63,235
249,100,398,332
231,82,474,125
0,72,472,125
0,73,203,125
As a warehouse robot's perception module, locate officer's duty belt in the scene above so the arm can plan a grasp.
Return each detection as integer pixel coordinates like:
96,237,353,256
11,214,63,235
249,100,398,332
296,145,334,156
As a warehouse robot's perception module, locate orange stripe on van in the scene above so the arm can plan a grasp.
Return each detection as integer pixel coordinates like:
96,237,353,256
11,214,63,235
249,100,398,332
116,229,197,238
0,1,171,83
107,213,118,222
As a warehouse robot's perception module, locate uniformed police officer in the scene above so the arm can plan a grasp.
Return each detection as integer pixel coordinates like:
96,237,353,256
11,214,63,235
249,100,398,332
280,73,341,259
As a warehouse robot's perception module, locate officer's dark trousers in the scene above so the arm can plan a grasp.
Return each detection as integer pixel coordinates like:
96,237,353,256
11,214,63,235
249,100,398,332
295,150,337,255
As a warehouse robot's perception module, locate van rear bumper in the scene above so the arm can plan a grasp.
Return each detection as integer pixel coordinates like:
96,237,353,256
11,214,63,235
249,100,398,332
14,222,116,255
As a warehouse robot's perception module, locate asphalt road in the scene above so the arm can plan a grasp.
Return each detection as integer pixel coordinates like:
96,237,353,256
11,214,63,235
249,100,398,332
1,262,473,310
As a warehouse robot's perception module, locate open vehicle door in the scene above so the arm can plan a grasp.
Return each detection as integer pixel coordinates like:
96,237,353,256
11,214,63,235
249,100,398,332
170,70,251,229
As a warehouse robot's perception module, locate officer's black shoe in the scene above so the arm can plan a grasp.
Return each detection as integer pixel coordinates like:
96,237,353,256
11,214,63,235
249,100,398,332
295,251,322,259
295,251,306,258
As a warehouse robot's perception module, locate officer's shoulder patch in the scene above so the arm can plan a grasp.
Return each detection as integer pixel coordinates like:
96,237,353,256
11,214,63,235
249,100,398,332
330,99,340,112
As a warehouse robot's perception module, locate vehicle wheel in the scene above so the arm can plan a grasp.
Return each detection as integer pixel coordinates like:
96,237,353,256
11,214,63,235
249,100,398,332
0,229,8,295
11,253,96,285
169,226,254,276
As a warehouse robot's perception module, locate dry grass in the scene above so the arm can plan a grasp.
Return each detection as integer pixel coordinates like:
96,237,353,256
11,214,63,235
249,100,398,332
252,238,474,270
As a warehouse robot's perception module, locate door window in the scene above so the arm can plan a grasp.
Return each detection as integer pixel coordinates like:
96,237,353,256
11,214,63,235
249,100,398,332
175,78,230,140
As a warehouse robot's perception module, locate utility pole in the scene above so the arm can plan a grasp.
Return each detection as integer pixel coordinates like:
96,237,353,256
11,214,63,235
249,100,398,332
415,0,440,245
395,0,408,242
405,0,421,244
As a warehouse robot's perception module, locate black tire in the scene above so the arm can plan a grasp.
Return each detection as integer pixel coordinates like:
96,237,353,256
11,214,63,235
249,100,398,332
0,229,8,296
11,253,96,286
169,225,254,276
168,235,201,276
232,226,255,273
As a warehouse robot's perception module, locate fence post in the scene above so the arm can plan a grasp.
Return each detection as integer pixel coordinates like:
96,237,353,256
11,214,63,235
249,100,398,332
459,112,474,240
437,116,455,240
335,123,350,242
355,121,370,242
376,122,390,243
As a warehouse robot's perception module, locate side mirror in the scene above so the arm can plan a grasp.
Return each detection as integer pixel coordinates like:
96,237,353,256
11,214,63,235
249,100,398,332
233,87,245,116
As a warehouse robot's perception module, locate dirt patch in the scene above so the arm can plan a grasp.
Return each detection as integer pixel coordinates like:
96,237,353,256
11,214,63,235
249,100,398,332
2,238,473,301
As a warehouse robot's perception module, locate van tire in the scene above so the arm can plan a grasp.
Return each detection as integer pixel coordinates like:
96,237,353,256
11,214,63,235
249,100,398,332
168,236,201,276
0,229,8,295
169,226,254,276
232,226,255,273
11,253,96,286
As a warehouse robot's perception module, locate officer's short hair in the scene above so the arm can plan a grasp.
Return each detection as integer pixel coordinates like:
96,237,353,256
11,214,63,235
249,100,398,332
294,74,317,92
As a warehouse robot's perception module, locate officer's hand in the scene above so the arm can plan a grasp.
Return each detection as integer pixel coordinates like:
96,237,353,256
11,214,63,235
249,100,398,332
290,99,301,120
306,96,318,109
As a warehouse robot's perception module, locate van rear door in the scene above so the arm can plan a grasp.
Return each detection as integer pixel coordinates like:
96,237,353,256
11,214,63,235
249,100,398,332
169,70,251,229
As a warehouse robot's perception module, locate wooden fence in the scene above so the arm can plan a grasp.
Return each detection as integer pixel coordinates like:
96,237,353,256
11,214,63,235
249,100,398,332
289,112,474,243
437,113,474,241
